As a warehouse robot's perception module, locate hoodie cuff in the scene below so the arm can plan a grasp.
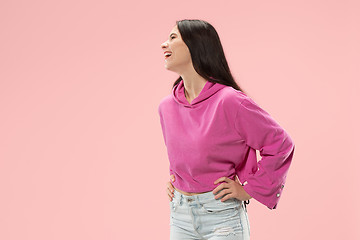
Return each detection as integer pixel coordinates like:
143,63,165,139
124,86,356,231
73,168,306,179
242,182,281,210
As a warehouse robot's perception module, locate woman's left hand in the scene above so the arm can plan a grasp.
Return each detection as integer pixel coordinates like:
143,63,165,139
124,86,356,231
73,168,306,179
213,177,253,202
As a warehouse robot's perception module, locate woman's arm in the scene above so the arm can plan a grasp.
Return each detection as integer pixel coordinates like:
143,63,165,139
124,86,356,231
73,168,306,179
234,97,295,210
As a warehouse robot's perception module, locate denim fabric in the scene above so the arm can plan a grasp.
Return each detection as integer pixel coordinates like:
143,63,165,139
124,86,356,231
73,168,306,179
169,188,250,240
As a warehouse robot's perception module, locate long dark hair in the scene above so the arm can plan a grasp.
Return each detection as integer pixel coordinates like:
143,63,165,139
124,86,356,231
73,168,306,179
172,19,246,94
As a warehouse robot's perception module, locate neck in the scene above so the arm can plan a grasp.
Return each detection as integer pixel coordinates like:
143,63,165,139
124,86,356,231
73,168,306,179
178,64,208,101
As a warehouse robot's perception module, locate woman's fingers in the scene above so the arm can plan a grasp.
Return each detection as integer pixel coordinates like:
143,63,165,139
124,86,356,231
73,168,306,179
167,175,176,201
167,185,174,197
167,181,175,193
166,181,174,201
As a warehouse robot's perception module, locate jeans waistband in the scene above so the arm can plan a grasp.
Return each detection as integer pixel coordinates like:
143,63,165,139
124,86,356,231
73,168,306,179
172,188,250,210
173,188,219,201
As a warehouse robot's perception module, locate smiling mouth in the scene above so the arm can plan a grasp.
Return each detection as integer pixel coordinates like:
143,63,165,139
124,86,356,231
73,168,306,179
164,52,172,59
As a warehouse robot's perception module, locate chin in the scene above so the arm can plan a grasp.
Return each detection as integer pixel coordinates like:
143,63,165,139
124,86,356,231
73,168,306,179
164,63,174,71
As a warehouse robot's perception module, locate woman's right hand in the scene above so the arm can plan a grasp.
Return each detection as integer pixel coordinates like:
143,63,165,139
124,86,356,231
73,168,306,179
167,174,176,201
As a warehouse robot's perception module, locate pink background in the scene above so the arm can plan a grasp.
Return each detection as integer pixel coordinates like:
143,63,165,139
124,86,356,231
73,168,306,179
0,0,359,239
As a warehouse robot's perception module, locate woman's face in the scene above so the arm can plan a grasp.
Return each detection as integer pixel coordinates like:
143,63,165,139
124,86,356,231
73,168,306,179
161,25,192,74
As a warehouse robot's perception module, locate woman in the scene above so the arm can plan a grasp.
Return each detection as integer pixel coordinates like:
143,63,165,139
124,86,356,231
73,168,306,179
158,19,295,240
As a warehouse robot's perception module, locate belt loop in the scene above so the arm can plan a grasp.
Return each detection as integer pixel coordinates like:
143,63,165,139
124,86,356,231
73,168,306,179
195,195,201,208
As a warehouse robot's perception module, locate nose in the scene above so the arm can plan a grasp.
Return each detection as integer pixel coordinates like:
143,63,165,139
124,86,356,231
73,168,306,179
161,41,168,49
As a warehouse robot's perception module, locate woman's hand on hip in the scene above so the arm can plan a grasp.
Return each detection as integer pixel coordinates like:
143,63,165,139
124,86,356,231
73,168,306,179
212,176,252,202
166,174,176,201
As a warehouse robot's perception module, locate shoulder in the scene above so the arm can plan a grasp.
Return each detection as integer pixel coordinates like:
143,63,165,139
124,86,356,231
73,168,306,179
216,86,266,118
158,94,173,114
217,85,250,108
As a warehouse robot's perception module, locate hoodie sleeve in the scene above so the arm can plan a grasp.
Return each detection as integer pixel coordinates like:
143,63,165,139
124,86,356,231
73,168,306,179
158,104,173,176
158,105,167,147
234,97,295,210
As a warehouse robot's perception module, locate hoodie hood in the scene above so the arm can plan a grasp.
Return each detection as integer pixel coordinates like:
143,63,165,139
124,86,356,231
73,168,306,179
172,79,227,108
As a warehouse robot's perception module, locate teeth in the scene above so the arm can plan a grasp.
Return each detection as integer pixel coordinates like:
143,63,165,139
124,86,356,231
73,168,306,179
165,52,172,56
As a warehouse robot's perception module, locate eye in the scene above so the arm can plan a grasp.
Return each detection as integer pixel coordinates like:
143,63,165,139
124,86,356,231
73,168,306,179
171,36,175,39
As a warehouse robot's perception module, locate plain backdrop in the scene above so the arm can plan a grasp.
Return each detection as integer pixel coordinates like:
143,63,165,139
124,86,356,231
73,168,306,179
0,0,359,239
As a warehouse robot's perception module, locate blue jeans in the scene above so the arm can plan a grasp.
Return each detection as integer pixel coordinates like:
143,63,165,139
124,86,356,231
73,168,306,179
169,188,250,239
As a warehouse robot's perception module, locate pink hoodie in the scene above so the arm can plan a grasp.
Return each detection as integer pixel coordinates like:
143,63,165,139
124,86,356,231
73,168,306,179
158,79,295,209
